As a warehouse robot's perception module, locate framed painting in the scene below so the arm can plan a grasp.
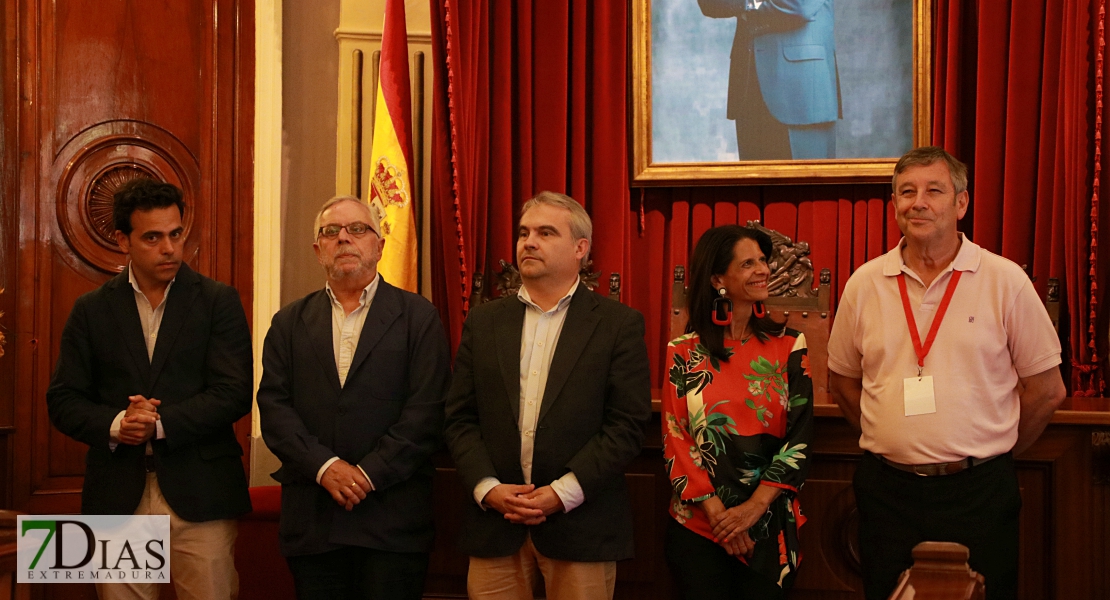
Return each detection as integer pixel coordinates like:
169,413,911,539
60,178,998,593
631,0,931,185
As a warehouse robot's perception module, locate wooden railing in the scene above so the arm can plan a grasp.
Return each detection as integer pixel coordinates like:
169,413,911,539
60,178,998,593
888,542,985,600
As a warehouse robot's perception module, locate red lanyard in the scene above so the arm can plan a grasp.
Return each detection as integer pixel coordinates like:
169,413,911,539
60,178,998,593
897,270,962,377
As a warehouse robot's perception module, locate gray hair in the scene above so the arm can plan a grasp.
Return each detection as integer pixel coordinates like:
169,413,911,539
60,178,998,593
312,196,381,239
892,146,969,194
521,191,592,267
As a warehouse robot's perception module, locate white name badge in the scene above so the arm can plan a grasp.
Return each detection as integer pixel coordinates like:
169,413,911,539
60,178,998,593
903,376,937,416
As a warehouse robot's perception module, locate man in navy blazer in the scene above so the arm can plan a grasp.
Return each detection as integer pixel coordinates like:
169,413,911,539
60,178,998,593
47,178,253,600
700,0,841,160
257,196,450,600
444,192,652,599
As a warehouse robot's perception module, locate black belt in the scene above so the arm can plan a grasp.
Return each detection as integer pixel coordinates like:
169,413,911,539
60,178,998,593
142,454,159,473
872,452,1001,477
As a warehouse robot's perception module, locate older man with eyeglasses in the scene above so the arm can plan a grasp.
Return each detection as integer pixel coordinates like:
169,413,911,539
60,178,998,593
257,195,451,600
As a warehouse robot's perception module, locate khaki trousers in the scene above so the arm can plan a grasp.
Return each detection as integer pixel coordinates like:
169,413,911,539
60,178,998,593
97,473,239,600
467,534,616,600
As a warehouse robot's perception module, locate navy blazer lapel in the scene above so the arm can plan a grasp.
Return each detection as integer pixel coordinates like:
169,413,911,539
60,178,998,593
148,265,200,388
495,298,526,423
346,278,401,381
302,291,342,395
538,287,600,424
106,268,153,386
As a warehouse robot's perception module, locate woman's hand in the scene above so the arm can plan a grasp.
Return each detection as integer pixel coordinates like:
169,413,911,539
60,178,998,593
709,498,768,543
699,496,758,557
709,484,783,543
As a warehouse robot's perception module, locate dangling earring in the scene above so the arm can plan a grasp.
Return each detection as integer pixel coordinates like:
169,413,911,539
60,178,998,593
712,288,733,325
752,301,766,319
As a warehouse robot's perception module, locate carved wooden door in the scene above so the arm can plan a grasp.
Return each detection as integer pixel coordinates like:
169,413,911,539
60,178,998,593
1,0,254,514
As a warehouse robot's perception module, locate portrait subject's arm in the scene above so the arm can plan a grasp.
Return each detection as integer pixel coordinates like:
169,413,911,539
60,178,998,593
157,285,254,450
758,0,828,20
698,0,745,19
564,309,652,500
356,307,451,491
47,296,120,448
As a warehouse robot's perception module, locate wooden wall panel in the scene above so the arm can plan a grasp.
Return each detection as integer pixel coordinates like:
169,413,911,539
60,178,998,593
3,0,254,519
421,414,1110,600
50,2,206,157
785,416,1107,600
0,0,17,514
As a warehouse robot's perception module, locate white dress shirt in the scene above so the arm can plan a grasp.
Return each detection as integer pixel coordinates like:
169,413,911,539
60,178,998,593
108,265,171,450
315,275,379,486
472,280,585,512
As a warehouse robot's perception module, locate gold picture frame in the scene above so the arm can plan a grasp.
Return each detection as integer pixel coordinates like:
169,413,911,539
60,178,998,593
631,0,932,185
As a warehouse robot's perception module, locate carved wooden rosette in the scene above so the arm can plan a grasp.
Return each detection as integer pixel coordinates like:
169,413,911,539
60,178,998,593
53,121,200,274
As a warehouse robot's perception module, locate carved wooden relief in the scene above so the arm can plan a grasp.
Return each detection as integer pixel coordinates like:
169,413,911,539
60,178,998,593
6,0,254,520
54,121,201,274
745,220,817,298
493,259,602,300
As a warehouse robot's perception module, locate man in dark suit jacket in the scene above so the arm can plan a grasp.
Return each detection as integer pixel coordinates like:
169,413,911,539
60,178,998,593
699,0,841,160
257,196,450,600
444,192,652,599
47,178,253,600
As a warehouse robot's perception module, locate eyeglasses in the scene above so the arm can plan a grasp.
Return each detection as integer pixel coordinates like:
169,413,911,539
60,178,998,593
317,222,375,239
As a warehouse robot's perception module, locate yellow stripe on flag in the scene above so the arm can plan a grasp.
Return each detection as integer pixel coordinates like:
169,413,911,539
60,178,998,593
369,87,417,292
368,0,417,292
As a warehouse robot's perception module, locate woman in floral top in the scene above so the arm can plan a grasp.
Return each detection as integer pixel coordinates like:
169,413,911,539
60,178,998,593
663,225,814,599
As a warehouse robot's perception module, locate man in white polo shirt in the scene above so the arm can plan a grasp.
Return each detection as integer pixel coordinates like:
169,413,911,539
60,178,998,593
828,146,1066,600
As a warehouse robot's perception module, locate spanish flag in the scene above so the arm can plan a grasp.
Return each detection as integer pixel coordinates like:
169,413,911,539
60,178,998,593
369,0,417,292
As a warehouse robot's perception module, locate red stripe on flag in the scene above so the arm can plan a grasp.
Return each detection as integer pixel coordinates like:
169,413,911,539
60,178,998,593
379,0,415,173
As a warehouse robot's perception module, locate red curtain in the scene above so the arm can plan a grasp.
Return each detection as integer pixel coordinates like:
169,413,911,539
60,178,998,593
933,0,1105,395
430,0,1108,394
428,0,898,385
626,185,895,392
430,0,632,353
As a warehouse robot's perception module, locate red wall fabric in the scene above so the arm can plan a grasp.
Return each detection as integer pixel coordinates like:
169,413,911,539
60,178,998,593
430,0,1108,394
431,0,633,353
934,0,1104,394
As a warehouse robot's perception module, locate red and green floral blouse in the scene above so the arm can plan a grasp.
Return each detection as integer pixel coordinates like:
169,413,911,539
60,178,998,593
662,329,814,588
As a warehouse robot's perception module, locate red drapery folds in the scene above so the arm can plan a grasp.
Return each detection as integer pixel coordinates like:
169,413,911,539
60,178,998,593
431,0,1108,393
933,0,1105,395
429,0,632,352
429,0,478,350
626,185,894,391
428,0,893,383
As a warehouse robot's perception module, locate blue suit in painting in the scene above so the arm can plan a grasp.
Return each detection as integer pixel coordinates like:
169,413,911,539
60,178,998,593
699,0,841,160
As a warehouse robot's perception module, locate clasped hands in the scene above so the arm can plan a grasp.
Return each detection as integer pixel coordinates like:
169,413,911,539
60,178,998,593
482,483,564,525
700,496,768,558
118,395,161,446
320,460,372,511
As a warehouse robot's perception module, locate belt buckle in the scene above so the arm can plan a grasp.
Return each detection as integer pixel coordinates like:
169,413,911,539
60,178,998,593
143,454,158,473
